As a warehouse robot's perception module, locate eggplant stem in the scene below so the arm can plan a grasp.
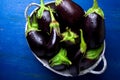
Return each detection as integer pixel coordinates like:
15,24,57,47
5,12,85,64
49,6,56,22
37,0,48,18
27,16,31,30
93,0,99,9
80,29,87,54
26,15,40,36
61,27,78,43
32,12,39,29
85,0,104,19
49,48,72,67
55,0,63,6
40,0,44,6
48,6,60,35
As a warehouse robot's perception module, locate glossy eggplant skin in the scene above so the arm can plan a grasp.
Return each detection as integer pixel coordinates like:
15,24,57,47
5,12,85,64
55,0,85,31
79,58,97,70
52,64,67,71
83,12,105,49
46,28,61,58
27,31,49,58
37,3,66,33
37,3,57,33
60,41,79,62
69,50,83,76
37,10,51,33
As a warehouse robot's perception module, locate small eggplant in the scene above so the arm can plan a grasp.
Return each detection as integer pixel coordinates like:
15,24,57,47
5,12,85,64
86,43,104,60
45,7,61,58
69,29,87,76
49,48,72,71
80,43,104,70
36,0,56,33
55,0,85,31
83,0,105,49
45,28,61,58
60,27,79,61
26,13,49,58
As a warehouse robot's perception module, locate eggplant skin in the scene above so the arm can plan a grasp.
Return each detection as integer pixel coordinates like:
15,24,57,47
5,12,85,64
51,64,67,71
46,29,61,56
79,58,97,70
37,10,51,33
26,31,49,58
60,41,79,61
83,12,105,49
56,0,85,30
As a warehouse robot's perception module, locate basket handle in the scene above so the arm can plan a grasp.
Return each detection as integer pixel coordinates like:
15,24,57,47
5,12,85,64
89,55,107,74
24,3,40,21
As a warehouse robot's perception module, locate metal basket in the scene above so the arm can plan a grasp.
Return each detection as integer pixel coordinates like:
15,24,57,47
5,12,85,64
24,1,107,77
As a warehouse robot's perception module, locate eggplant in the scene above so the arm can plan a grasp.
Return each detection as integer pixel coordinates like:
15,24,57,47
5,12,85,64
36,0,56,33
45,7,61,58
80,43,104,70
60,27,79,61
83,0,105,49
36,0,66,33
37,9,51,33
49,48,72,71
69,29,87,76
27,31,49,58
55,0,85,32
26,13,49,58
45,28,61,58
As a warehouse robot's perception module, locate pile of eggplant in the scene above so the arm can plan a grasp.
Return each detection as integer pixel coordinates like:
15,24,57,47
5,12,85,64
25,0,105,76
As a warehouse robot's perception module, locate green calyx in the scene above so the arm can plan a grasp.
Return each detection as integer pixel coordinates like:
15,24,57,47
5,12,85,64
61,27,78,44
85,0,104,19
86,43,104,60
49,48,72,67
55,0,63,6
80,29,87,54
26,14,40,36
37,0,49,18
49,6,60,35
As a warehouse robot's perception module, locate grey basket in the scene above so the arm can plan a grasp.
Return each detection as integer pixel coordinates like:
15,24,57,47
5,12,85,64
24,1,107,77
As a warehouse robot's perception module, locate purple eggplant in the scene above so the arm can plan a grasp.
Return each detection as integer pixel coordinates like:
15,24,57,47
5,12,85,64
36,0,56,33
45,7,61,58
80,43,104,70
69,29,87,76
36,0,66,33
60,27,79,61
26,13,49,58
83,0,105,49
49,48,72,71
55,0,85,32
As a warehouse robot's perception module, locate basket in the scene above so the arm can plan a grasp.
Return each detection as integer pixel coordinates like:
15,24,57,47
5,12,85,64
24,1,107,77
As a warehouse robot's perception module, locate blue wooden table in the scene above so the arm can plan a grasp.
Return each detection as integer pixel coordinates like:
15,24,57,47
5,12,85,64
0,0,120,80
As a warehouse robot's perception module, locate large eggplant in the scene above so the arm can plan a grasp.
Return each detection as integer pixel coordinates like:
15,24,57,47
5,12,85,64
55,0,85,32
83,0,105,49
